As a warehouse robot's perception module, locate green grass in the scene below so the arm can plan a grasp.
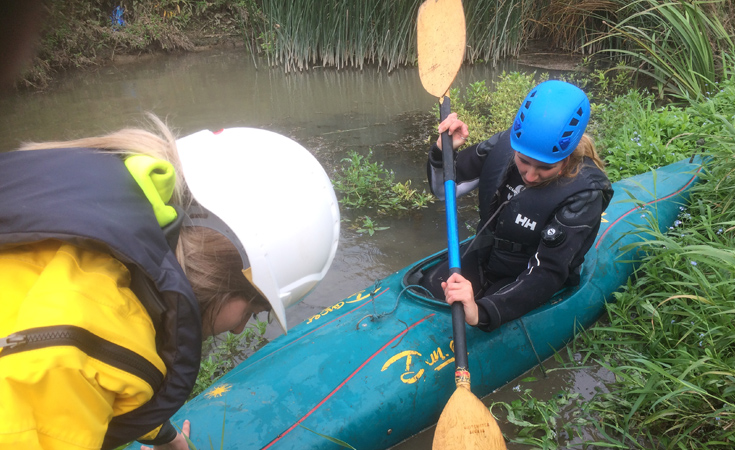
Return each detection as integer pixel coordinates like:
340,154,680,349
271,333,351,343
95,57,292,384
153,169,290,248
561,75,735,449
191,320,268,399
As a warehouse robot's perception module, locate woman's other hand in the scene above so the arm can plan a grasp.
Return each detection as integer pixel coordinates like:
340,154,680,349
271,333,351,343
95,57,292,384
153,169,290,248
436,112,469,150
441,273,479,326
141,420,191,450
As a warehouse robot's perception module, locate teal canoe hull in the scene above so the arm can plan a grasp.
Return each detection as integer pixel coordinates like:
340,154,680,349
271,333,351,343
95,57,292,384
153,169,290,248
136,158,702,450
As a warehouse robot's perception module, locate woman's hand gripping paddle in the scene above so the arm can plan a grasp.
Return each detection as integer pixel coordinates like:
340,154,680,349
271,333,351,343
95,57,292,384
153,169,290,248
417,1,506,449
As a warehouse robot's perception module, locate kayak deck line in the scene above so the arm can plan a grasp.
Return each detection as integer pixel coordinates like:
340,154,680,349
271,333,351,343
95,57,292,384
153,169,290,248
261,313,436,450
595,166,702,250
228,287,392,378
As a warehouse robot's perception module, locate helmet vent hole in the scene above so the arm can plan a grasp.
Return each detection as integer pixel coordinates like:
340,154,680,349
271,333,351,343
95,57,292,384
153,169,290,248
562,131,573,138
520,112,525,121
515,131,522,139
524,101,532,109
552,146,560,154
569,118,579,126
576,107,584,116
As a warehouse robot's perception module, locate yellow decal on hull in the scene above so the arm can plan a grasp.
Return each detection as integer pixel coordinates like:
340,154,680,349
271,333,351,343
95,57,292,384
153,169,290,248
382,341,457,384
205,383,232,398
381,350,425,384
306,286,385,324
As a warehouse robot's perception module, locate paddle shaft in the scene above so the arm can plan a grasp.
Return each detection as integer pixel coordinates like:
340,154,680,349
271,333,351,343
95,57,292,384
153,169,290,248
439,96,469,374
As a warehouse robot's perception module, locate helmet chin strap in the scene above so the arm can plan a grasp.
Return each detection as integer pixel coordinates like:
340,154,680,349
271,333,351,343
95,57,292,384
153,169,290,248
182,203,250,272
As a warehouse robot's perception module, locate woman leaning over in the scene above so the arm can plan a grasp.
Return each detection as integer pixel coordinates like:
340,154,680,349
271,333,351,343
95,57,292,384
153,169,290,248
0,116,340,450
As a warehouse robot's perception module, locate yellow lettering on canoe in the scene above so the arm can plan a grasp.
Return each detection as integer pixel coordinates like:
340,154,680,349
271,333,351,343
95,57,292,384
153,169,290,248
425,347,448,365
345,286,384,304
381,350,425,384
381,340,463,384
305,286,386,324
306,301,345,324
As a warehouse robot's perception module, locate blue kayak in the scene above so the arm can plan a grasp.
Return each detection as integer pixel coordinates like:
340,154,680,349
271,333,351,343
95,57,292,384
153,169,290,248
132,157,702,450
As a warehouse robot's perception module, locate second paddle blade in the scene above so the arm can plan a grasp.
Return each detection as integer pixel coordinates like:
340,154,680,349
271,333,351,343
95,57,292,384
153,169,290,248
432,385,507,450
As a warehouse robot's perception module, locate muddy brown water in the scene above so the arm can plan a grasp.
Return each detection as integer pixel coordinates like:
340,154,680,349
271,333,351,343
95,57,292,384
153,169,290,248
0,47,611,449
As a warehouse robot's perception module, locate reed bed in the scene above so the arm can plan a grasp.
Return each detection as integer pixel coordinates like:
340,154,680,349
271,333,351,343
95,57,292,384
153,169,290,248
260,0,422,72
259,0,545,72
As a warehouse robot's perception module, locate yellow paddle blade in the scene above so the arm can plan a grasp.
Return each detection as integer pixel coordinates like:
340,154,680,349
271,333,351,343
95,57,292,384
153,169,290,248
432,386,507,450
416,0,466,98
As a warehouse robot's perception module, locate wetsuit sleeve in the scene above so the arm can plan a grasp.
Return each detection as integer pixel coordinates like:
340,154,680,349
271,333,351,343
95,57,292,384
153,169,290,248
474,189,606,332
426,132,500,199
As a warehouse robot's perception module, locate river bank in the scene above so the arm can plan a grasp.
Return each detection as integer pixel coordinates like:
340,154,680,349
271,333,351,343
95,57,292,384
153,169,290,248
18,0,589,93
17,1,256,91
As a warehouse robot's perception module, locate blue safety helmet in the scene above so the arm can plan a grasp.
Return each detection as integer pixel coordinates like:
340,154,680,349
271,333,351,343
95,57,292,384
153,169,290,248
510,80,591,164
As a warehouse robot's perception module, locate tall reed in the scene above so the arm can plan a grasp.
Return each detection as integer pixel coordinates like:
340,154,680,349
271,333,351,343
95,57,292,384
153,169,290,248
260,0,422,72
259,0,538,72
588,0,734,102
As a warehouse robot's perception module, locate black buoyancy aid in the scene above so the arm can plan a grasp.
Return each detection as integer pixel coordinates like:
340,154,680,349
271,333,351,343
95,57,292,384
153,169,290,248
0,149,202,449
476,134,612,276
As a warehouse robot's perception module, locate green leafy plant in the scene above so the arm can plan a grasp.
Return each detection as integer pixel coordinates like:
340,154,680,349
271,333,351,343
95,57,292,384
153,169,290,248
435,72,545,149
591,87,696,182
332,149,435,234
348,215,389,236
493,388,591,449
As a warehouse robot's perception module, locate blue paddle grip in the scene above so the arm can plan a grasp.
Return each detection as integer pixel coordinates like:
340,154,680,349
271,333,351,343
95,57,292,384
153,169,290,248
443,180,461,270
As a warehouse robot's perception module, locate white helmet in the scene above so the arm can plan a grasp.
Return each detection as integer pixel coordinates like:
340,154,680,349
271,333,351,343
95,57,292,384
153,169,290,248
175,128,340,333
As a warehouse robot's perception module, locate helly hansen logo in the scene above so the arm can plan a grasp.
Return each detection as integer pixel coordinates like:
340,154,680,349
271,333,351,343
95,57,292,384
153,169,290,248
515,214,536,230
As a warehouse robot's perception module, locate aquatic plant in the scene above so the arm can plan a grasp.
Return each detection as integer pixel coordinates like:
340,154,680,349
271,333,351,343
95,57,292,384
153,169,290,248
332,149,435,234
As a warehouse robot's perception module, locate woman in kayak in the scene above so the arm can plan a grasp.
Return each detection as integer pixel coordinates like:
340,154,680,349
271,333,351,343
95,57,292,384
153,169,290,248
424,80,613,332
0,117,339,450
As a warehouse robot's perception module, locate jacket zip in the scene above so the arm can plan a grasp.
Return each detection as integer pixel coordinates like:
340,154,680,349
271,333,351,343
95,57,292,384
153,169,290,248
0,325,164,391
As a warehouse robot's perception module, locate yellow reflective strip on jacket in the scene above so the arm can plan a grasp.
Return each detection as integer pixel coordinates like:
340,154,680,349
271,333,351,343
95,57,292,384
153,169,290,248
0,240,168,449
124,154,178,227
138,424,164,442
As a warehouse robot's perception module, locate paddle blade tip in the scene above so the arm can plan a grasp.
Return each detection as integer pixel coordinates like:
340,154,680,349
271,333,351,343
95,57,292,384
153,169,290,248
432,387,507,450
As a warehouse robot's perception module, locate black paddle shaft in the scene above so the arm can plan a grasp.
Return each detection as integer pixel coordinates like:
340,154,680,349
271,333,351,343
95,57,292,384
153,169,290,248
439,96,469,372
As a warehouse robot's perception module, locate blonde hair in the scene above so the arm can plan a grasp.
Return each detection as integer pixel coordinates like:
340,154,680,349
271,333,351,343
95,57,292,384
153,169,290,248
19,113,262,332
561,134,606,178
178,227,269,334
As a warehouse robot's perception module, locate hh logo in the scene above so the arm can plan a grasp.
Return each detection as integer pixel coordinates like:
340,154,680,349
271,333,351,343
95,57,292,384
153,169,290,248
515,214,536,230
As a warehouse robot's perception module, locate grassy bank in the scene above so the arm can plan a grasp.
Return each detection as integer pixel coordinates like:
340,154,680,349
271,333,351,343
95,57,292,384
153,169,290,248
573,83,735,448
21,0,264,89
